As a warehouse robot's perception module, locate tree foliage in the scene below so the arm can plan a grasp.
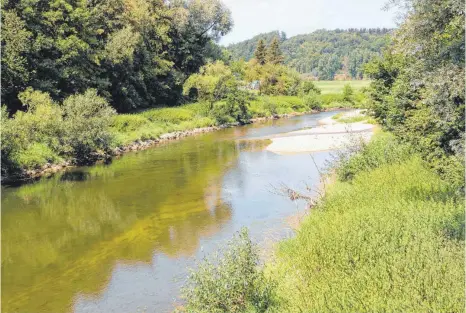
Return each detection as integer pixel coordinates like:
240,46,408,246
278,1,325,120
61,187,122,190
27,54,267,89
254,39,267,65
1,0,233,112
228,28,392,79
267,37,284,65
366,0,464,186
1,89,116,176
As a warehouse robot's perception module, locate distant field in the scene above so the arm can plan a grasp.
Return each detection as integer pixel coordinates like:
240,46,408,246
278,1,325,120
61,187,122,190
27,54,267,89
314,80,371,94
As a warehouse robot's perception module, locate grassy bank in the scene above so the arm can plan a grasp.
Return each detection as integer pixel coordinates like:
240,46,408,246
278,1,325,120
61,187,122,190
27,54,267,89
180,132,464,312
112,92,368,146
270,137,464,312
314,80,371,94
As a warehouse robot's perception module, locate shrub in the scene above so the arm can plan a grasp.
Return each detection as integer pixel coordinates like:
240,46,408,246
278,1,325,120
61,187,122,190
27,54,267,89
1,89,64,174
211,90,251,125
14,143,62,169
181,228,275,313
303,91,322,111
263,99,278,115
342,83,354,102
183,61,238,103
62,89,116,163
300,80,321,96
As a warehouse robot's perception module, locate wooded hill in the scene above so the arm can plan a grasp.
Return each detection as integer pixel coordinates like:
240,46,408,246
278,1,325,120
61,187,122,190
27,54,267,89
227,28,392,80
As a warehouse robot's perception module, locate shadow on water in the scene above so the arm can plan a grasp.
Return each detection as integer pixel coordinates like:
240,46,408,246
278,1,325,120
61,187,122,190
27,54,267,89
59,171,91,182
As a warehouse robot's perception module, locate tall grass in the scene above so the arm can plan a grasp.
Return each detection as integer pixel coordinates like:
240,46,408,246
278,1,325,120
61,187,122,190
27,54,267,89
269,135,464,312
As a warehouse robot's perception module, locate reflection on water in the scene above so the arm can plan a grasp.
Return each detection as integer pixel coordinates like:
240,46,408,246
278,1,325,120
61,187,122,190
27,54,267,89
1,111,339,313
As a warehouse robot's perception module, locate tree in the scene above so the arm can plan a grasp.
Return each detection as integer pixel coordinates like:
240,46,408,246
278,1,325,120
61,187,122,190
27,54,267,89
182,61,238,105
254,39,267,65
366,0,464,185
267,37,284,64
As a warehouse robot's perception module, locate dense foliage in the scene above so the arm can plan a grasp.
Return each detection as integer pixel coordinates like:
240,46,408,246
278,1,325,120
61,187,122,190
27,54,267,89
180,228,275,313
1,88,115,175
227,29,392,79
1,0,233,112
366,0,465,187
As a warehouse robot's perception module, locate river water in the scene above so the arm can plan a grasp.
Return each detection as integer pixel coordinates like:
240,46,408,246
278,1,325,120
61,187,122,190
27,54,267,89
2,111,339,313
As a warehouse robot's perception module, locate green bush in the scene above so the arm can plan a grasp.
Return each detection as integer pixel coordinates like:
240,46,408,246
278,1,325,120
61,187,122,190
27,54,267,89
299,80,321,96
303,91,322,111
263,99,278,116
181,228,275,313
1,89,64,174
61,89,116,163
211,90,251,125
342,83,354,102
14,143,62,169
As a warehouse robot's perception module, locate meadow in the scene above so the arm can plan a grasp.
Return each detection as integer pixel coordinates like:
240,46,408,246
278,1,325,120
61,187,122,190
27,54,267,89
314,80,371,94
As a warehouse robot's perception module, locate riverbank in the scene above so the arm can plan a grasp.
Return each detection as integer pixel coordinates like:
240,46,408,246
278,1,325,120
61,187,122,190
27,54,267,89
4,93,359,184
179,130,465,312
266,132,464,312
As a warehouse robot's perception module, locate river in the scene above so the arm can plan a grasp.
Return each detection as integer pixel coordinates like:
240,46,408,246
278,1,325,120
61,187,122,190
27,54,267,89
1,110,340,313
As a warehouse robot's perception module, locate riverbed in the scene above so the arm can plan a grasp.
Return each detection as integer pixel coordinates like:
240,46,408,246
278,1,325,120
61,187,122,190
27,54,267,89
2,110,348,313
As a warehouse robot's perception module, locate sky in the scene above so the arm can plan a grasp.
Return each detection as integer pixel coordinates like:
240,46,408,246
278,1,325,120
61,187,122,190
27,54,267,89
220,0,397,45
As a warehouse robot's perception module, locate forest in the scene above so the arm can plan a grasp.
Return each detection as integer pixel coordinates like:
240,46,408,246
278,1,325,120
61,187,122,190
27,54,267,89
2,0,232,113
227,28,392,79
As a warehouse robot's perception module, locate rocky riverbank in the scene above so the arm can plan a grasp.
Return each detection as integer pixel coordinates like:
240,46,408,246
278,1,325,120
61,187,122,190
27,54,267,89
3,110,321,184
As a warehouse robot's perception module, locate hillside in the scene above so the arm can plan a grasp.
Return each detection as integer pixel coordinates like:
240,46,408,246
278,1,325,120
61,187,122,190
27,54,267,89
227,28,393,80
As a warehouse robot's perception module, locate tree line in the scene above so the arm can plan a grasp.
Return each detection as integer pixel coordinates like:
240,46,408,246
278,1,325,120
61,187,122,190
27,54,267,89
227,28,392,80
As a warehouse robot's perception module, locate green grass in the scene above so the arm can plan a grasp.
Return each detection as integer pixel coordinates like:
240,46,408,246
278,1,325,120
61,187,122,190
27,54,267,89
109,94,365,146
268,134,464,312
314,80,371,94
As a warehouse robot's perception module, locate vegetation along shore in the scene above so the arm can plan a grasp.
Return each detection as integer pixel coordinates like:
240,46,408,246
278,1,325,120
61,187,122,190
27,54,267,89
1,0,463,312
2,75,366,183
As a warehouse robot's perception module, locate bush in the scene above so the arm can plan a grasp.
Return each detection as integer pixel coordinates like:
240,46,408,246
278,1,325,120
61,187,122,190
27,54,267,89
303,91,322,111
1,89,64,175
181,228,275,313
61,89,116,163
342,83,354,102
14,143,62,169
183,61,238,103
211,90,251,125
300,80,321,96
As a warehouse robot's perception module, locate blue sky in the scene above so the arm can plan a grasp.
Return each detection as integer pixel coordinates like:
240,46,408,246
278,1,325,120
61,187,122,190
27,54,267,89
220,0,397,45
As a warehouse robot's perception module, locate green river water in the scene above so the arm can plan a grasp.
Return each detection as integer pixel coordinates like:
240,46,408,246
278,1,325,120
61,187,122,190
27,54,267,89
2,111,339,313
